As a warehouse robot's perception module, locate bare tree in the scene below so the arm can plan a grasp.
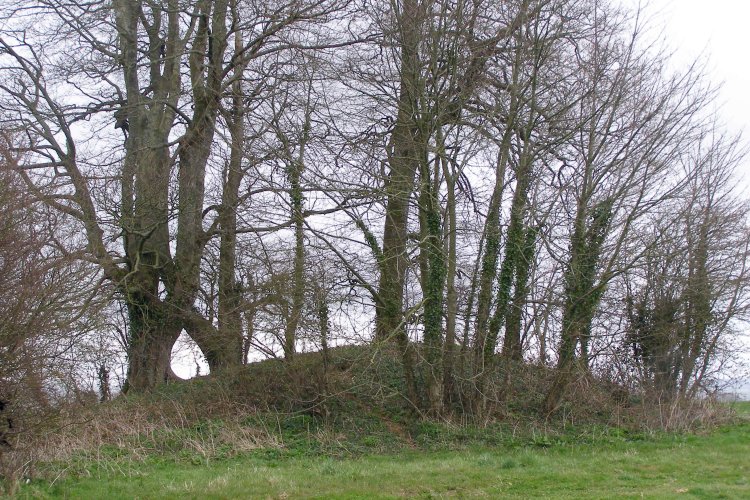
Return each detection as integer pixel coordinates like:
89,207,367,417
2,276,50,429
543,4,712,413
625,130,750,400
0,139,105,490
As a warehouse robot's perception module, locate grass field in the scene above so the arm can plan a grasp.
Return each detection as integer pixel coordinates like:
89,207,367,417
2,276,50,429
18,402,750,499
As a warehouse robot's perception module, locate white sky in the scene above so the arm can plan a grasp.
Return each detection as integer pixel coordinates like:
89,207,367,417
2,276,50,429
632,1,750,392
637,0,750,175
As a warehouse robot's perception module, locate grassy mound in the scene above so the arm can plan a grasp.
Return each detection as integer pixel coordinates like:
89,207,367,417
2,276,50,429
2,344,737,493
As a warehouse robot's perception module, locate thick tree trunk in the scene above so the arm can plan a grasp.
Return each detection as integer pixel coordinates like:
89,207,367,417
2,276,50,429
121,115,175,391
217,186,244,366
114,0,225,390
374,0,426,407
124,291,181,392
374,0,424,341
217,10,248,368
419,154,446,414
173,0,232,369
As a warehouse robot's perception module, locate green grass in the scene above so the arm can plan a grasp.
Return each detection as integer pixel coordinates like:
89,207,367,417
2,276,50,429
18,402,750,499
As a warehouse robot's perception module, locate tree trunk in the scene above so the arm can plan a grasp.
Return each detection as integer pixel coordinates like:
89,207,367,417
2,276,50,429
678,212,711,397
173,0,232,368
419,146,446,414
374,0,426,407
544,199,612,414
216,147,244,366
503,225,538,361
216,4,248,368
114,0,232,389
123,291,180,392
471,38,523,398
282,102,311,361
442,150,458,407
473,131,513,371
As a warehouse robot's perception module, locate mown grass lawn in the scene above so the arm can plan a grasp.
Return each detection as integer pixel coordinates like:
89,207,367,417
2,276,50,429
20,403,750,499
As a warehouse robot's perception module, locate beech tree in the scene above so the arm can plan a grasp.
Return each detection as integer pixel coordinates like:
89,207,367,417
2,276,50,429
0,0,353,391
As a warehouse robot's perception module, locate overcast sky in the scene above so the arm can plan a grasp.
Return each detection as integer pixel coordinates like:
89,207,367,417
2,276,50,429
641,0,750,391
636,0,750,177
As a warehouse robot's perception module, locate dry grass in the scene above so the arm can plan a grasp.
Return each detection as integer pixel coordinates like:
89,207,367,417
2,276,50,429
0,390,283,492
626,395,735,432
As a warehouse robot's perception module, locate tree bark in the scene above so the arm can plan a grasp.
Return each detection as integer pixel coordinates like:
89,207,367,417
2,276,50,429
216,1,250,368
442,148,458,407
123,290,181,392
374,0,427,406
419,142,446,414
544,199,612,414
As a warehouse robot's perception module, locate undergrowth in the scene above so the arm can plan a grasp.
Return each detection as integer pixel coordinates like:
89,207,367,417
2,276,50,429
1,345,740,493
